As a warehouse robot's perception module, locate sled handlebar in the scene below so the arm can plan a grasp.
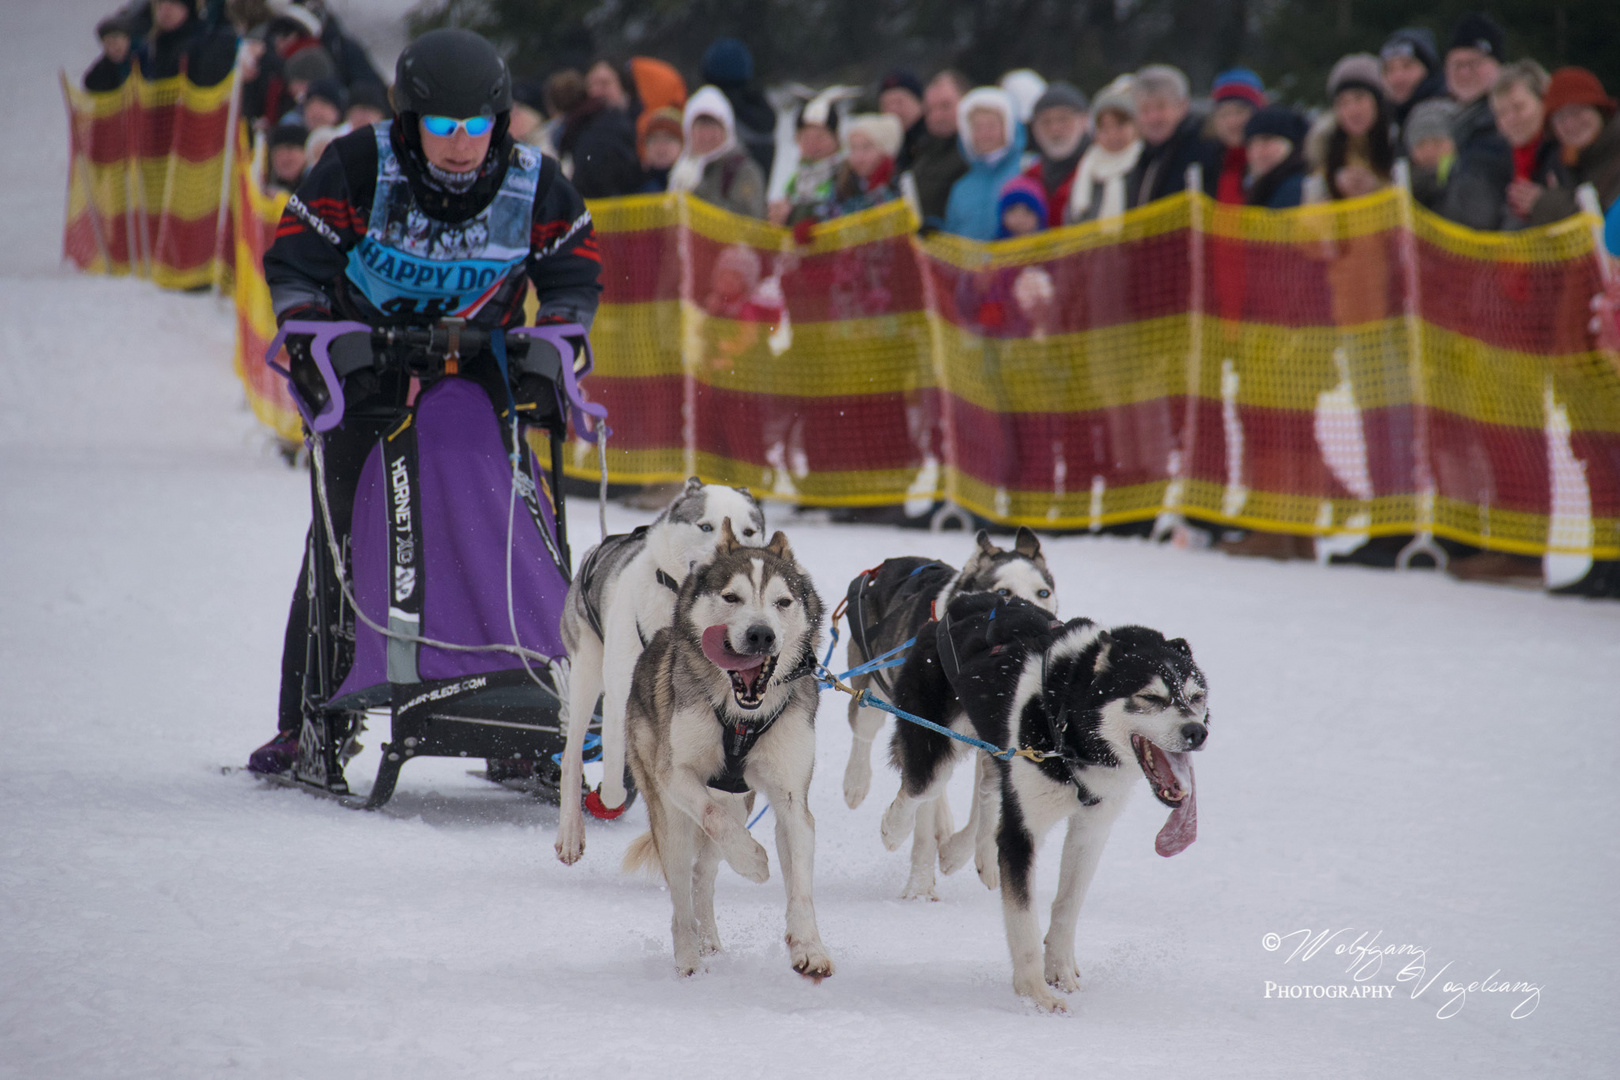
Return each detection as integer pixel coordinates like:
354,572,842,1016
265,320,607,440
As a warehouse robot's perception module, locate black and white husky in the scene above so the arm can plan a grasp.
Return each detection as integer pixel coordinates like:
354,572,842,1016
893,592,1208,1011
555,478,766,865
846,529,1056,899
620,520,832,979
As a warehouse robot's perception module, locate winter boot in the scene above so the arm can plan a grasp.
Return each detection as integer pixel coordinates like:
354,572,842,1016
247,730,299,775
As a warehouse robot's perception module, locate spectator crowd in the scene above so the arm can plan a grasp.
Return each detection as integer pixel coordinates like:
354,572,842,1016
83,5,1618,235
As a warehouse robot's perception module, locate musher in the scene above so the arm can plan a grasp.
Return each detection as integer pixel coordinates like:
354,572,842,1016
246,27,602,772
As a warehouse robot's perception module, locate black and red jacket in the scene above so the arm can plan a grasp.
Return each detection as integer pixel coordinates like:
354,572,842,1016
263,121,602,331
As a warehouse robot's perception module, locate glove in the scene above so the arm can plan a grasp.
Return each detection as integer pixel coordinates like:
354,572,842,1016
509,336,570,422
285,330,330,414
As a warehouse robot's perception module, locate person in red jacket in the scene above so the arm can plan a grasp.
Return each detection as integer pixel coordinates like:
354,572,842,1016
1021,83,1090,227
1208,69,1266,204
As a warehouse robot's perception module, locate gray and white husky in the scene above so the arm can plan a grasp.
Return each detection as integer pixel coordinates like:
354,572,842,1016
554,478,766,865
844,529,1056,899
891,592,1208,1011
620,521,832,979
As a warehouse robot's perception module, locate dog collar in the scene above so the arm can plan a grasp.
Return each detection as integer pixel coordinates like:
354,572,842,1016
656,568,681,592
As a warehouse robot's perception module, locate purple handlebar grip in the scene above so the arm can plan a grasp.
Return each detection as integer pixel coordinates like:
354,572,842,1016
508,324,611,443
265,320,372,432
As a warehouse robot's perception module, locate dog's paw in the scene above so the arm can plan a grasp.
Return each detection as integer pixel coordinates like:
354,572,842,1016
728,837,770,883
789,937,834,981
938,828,974,875
554,811,585,865
1045,952,1081,994
843,757,872,809
698,933,723,957
976,858,1000,891
1014,974,1069,1014
879,797,913,851
900,869,939,901
674,954,706,977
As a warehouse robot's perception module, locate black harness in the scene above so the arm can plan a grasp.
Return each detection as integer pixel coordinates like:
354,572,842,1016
706,698,788,794
938,602,1075,771
577,525,683,645
703,651,818,794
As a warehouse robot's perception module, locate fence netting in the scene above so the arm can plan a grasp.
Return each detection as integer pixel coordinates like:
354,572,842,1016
64,75,1620,559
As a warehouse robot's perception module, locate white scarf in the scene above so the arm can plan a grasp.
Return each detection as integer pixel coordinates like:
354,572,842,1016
668,135,737,194
1065,139,1144,223
669,86,739,194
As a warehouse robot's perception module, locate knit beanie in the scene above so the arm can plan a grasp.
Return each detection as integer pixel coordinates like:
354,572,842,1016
1212,68,1266,109
304,77,348,115
879,69,925,103
269,122,310,150
1405,98,1458,144
1032,82,1089,117
997,175,1048,232
284,47,337,87
1447,13,1505,61
1243,105,1307,145
1328,53,1384,101
1541,67,1618,121
843,112,904,159
701,39,753,87
1380,27,1440,73
1091,79,1137,122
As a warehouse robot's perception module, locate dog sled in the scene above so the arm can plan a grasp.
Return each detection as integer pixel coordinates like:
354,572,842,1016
265,317,621,810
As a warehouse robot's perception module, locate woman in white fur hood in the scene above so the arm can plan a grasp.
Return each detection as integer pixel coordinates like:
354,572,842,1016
1065,79,1144,224
668,85,768,218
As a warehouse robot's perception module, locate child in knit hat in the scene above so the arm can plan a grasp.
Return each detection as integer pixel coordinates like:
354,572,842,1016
1403,98,1458,208
997,175,1049,238
637,107,685,193
830,113,904,218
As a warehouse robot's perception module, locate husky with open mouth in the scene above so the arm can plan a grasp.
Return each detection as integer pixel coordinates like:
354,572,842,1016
555,479,766,865
620,521,832,979
897,591,1208,1011
845,529,1056,899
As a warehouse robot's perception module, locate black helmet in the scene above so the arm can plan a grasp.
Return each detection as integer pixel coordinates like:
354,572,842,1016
394,28,512,119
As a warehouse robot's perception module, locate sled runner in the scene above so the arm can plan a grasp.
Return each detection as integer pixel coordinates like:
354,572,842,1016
267,318,609,809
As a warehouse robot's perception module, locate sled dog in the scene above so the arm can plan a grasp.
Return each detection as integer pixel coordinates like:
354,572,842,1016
620,521,831,979
885,592,1208,1011
555,478,766,864
848,529,1056,899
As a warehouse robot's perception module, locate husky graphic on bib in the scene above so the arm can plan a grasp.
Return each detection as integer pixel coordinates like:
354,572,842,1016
345,121,540,320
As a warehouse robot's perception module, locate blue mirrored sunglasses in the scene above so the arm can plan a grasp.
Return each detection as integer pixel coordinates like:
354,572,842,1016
421,114,495,138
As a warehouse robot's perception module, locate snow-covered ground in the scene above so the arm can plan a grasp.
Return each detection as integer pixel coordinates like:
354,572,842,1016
5,4,1620,1077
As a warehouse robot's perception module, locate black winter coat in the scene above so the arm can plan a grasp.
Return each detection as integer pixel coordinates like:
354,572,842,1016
1128,113,1224,207
263,123,602,331
557,104,643,199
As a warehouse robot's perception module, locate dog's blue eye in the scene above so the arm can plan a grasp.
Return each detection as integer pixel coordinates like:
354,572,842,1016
996,588,1010,596
699,523,713,532
1037,589,1051,598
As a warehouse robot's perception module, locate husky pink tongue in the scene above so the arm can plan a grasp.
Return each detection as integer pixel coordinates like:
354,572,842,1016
1154,751,1197,857
701,625,765,673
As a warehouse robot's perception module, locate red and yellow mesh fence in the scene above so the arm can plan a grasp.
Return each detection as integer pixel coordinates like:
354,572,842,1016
196,148,1620,559
230,128,301,444
61,69,235,290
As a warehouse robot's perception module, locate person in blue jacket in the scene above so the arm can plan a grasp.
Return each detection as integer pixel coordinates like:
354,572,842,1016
943,86,1027,241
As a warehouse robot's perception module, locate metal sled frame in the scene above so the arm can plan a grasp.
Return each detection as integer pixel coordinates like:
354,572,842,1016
293,408,577,810
271,322,600,810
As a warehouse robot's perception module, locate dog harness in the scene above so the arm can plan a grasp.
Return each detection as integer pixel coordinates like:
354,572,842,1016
706,699,788,794
574,526,685,642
